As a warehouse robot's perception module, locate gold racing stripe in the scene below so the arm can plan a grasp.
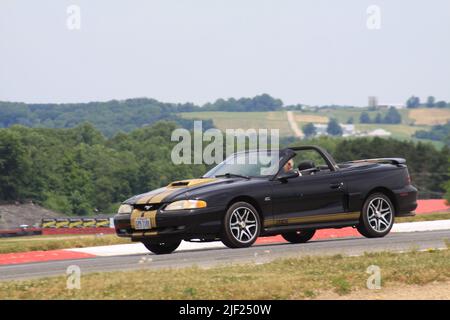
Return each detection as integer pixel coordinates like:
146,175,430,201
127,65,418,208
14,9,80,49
135,188,167,204
135,178,218,204
143,210,157,228
168,178,217,188
264,211,361,227
131,231,158,238
132,231,144,238
149,189,178,204
130,209,142,229
130,209,157,229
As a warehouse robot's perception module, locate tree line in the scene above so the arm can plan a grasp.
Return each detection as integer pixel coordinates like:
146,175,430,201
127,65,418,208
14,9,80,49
302,119,344,137
414,121,450,145
406,96,450,109
359,107,402,124
0,122,208,215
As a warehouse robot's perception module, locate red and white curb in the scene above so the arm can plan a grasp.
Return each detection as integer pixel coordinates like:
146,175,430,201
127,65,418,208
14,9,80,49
1,219,449,266
0,250,97,265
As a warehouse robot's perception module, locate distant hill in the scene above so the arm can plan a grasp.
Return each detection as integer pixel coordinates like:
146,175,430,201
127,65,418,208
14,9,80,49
0,94,282,137
1,95,449,145
0,98,213,138
180,107,450,148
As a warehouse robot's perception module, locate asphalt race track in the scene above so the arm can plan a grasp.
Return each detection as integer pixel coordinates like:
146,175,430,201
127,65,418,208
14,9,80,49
0,230,449,281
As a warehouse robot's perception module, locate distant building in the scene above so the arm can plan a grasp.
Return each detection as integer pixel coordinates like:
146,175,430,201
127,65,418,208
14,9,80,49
313,124,328,136
368,96,405,109
368,96,378,108
341,124,355,137
309,122,392,138
367,128,392,136
312,123,356,137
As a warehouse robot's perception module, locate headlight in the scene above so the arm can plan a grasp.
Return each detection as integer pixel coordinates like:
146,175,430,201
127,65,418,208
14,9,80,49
164,200,207,211
117,204,133,214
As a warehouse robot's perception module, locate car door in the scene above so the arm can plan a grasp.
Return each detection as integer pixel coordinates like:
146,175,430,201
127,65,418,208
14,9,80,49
269,171,346,225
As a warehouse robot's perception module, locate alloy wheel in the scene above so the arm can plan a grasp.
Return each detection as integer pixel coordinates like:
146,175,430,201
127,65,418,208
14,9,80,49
229,207,258,243
367,197,393,232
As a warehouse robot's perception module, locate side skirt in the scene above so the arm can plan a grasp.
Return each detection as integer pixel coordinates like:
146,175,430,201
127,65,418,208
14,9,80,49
261,220,359,237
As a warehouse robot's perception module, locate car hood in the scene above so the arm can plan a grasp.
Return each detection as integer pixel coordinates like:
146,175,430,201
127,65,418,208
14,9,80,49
124,178,232,205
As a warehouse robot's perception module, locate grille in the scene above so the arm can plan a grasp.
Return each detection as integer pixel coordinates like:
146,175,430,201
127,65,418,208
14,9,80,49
133,203,164,211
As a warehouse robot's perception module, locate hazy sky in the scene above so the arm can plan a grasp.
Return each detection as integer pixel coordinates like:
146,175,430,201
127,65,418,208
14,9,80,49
1,0,449,106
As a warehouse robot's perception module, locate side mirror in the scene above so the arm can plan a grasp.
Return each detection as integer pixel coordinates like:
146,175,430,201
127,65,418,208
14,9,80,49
277,170,299,182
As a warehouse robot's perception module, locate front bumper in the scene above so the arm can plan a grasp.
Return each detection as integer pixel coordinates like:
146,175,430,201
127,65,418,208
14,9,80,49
114,206,224,241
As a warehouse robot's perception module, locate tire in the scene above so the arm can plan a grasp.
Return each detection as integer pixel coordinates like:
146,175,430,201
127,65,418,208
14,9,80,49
357,193,395,238
142,239,181,254
281,229,316,243
221,201,261,248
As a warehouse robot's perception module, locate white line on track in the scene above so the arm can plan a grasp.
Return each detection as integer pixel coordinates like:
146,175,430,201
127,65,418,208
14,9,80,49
66,240,226,257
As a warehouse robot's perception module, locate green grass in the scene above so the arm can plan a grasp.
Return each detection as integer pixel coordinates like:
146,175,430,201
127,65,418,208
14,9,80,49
295,108,364,124
295,107,416,126
180,111,294,136
1,249,449,299
354,124,427,140
180,109,436,142
0,234,128,254
396,212,450,223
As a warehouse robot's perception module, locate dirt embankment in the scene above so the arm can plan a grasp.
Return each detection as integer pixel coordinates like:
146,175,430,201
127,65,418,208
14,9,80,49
0,203,62,229
317,281,450,300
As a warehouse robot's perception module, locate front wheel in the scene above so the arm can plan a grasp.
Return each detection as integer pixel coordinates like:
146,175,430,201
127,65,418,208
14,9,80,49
142,240,181,254
221,202,261,248
281,229,316,243
357,193,395,238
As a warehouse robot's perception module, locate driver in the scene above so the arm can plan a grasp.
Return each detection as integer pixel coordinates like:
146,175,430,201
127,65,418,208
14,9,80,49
283,159,294,172
283,159,302,176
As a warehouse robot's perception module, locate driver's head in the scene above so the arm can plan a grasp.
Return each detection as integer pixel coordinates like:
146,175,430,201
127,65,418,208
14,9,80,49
283,159,294,172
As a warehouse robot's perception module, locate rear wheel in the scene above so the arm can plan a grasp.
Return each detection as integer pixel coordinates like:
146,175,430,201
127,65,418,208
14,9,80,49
357,193,395,238
142,240,181,254
221,202,261,248
281,229,316,243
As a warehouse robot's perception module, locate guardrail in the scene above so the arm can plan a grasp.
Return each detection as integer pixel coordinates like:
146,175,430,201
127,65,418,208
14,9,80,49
0,218,115,237
39,218,115,235
0,228,42,238
41,218,113,228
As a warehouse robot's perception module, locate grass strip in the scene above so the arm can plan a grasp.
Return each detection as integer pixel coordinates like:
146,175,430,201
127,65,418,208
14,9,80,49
396,211,450,223
1,247,448,299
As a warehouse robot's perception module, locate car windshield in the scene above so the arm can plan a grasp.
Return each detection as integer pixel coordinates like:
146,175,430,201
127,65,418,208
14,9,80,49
203,151,282,178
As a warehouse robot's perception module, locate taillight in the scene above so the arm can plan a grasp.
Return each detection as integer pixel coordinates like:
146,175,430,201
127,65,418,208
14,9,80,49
406,172,411,185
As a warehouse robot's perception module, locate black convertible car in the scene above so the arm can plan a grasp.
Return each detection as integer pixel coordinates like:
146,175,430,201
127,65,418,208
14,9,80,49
114,146,417,254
